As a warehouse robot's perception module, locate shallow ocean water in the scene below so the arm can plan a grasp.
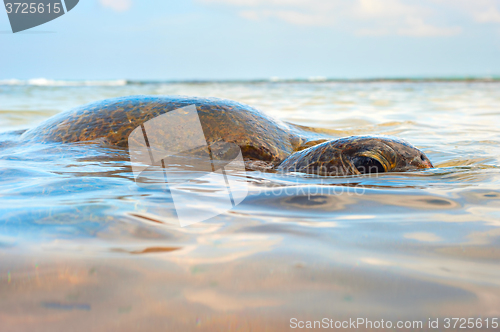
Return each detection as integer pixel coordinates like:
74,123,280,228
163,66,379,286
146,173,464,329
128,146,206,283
0,81,500,331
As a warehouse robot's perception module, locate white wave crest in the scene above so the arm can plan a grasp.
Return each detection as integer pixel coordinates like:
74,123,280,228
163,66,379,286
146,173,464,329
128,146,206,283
0,78,128,86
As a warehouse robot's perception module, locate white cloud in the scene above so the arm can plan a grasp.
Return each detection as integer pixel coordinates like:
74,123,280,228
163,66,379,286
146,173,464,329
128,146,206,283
199,0,500,36
354,0,428,19
353,0,460,37
240,9,332,26
239,10,260,20
99,0,132,12
274,10,331,26
474,8,500,23
432,0,500,23
397,17,461,37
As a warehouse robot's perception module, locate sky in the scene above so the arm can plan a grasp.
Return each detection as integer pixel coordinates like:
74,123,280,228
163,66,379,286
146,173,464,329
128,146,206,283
1,0,500,80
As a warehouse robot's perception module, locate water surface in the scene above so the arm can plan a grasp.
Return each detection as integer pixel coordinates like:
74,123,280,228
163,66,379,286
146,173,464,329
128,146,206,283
1,81,500,331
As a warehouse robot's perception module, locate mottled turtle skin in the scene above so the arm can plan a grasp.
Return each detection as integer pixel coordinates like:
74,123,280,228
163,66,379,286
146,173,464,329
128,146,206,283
21,95,433,175
279,136,432,176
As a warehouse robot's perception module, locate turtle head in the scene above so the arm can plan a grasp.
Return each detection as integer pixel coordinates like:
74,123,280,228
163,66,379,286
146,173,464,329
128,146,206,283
347,136,433,174
279,136,433,176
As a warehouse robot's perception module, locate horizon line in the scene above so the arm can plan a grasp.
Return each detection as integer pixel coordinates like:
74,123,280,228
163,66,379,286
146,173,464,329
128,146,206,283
1,76,500,86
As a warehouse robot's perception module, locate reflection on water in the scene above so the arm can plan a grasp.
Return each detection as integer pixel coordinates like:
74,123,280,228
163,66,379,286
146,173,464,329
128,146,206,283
1,82,500,331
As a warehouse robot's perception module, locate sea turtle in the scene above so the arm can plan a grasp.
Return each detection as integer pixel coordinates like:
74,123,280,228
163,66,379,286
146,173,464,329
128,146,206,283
20,95,433,176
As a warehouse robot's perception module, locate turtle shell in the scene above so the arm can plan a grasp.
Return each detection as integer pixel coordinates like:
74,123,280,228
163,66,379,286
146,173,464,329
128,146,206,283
21,96,300,164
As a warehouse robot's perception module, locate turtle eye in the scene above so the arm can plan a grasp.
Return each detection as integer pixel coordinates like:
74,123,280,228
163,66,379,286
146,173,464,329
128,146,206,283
352,156,385,174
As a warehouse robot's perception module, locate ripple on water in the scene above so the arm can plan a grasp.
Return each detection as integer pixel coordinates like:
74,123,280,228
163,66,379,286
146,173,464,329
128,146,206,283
1,82,500,327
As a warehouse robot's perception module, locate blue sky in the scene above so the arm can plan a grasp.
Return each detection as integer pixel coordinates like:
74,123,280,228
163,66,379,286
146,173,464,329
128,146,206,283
1,0,500,80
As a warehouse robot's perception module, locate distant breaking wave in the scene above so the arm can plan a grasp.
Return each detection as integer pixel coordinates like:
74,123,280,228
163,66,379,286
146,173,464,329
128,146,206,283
1,77,499,86
0,78,128,87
